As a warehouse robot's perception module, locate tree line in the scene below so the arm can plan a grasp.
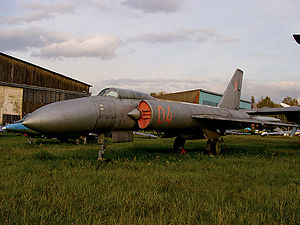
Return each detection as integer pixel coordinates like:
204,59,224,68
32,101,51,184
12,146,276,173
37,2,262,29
255,96,299,108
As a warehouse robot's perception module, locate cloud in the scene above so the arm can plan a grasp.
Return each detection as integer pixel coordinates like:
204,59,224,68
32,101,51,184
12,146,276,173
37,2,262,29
0,27,119,59
91,78,209,95
128,29,238,44
35,35,120,59
0,0,111,24
20,1,79,14
1,12,53,24
243,80,300,103
0,27,70,51
121,0,184,13
0,1,80,24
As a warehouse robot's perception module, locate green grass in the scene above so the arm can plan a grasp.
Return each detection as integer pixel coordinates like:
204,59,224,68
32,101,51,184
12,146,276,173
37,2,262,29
0,134,299,224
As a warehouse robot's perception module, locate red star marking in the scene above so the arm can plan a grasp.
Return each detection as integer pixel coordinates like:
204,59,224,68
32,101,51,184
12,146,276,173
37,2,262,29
234,80,238,91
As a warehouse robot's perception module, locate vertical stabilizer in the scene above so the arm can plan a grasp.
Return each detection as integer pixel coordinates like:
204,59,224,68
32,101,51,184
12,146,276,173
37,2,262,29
218,69,243,110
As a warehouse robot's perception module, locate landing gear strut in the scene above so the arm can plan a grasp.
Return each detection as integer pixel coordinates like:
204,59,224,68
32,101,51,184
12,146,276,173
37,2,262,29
98,133,106,160
206,138,223,155
173,137,186,154
25,136,34,145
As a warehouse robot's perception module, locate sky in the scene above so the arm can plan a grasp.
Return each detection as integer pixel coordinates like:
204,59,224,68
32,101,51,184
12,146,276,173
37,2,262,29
0,0,300,103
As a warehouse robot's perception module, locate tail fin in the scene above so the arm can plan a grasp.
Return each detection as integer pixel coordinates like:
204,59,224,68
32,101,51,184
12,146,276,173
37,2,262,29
218,69,243,110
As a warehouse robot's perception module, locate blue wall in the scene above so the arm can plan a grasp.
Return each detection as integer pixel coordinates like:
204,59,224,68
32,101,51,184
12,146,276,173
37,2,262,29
199,91,221,106
199,91,251,109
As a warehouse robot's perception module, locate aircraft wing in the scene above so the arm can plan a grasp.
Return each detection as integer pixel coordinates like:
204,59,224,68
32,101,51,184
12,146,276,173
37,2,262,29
244,106,300,115
192,114,295,127
244,106,300,124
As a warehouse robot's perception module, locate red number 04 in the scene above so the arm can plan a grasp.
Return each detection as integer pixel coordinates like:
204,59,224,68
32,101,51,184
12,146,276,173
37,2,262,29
157,105,172,125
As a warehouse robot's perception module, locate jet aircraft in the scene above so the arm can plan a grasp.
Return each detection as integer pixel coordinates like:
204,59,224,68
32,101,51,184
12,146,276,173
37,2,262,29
22,69,295,159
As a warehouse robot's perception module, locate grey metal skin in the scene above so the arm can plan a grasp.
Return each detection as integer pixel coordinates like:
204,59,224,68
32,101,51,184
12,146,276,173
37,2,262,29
244,106,300,125
137,100,252,131
23,69,294,158
22,95,142,134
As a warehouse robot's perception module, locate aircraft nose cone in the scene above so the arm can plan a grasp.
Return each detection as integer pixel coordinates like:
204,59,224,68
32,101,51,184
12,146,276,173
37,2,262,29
23,98,99,134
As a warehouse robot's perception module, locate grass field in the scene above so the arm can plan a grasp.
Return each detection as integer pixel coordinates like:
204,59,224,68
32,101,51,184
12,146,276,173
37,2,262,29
0,133,299,224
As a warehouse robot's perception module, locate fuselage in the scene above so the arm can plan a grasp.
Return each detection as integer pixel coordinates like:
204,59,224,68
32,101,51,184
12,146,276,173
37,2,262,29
22,94,252,135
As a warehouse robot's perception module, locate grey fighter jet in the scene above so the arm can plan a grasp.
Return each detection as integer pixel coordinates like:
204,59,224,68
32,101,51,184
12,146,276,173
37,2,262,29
23,69,294,159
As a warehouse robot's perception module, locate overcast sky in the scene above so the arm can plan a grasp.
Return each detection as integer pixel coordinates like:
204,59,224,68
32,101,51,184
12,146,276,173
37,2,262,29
1,0,299,103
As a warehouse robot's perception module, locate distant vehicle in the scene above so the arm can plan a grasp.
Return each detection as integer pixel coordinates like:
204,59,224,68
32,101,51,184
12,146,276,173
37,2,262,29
261,129,300,137
23,69,295,159
224,130,249,135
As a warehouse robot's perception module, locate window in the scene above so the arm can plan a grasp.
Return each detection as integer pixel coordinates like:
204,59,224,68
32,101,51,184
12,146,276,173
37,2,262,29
98,88,118,98
106,91,118,98
203,100,218,107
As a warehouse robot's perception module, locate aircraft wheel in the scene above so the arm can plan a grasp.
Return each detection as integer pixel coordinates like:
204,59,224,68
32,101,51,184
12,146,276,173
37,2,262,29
213,139,222,155
207,139,222,155
173,137,186,153
206,139,212,152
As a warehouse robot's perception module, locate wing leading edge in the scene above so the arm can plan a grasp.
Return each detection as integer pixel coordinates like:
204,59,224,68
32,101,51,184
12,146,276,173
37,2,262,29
192,114,295,127
244,106,300,124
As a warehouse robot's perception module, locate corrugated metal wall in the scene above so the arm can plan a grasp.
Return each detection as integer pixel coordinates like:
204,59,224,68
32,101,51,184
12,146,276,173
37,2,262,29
21,87,86,116
0,53,91,123
0,53,89,93
159,90,200,104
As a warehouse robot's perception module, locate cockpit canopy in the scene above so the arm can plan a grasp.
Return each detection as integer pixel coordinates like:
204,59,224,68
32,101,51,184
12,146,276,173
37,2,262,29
98,88,155,100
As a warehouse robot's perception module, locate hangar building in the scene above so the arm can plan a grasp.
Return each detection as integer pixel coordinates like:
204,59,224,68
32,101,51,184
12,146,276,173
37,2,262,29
158,89,251,109
0,52,91,124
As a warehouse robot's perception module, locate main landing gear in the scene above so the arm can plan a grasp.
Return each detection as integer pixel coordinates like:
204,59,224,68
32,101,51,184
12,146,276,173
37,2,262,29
173,136,223,155
98,133,106,161
206,138,223,155
173,137,186,154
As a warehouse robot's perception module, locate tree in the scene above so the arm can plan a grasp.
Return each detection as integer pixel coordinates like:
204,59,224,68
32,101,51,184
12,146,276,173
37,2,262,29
251,96,255,108
256,96,280,108
256,96,285,121
150,92,165,98
282,96,299,106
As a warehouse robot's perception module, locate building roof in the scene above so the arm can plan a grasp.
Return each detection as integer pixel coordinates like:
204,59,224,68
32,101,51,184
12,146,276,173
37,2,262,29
0,52,92,87
162,88,251,103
